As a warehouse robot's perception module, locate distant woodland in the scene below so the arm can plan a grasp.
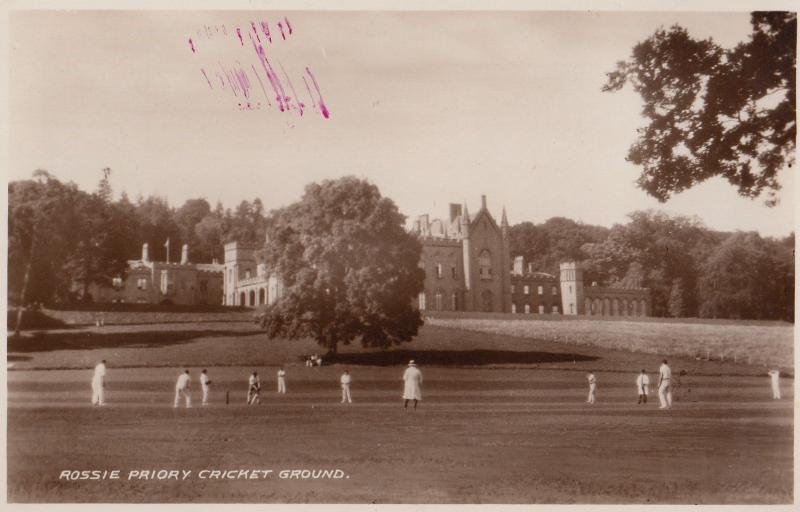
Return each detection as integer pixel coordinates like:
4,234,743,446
9,171,794,321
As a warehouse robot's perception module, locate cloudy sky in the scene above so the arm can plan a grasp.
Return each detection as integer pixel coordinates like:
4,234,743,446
9,9,795,236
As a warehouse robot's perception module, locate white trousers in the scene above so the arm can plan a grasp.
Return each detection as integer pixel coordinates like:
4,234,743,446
277,378,286,393
341,384,352,403
659,381,672,408
91,379,105,405
247,389,260,405
771,382,781,399
174,388,191,408
202,385,210,405
587,384,596,404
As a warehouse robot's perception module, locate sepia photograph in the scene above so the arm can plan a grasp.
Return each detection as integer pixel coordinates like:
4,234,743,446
3,3,796,507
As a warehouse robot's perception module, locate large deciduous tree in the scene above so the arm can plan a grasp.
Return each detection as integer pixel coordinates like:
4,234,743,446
8,170,131,332
258,177,424,354
604,12,796,205
697,232,788,319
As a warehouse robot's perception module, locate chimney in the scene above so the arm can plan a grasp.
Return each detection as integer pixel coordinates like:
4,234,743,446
142,243,149,262
513,256,524,276
419,214,430,236
181,244,189,264
449,203,462,223
481,195,487,210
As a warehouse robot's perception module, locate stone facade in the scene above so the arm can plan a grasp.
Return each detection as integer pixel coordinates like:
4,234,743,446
559,262,650,317
413,196,511,313
415,199,651,317
222,240,282,307
91,243,224,305
220,195,650,317
510,258,562,314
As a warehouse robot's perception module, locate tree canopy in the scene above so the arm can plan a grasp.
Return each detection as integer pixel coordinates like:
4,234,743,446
257,177,424,354
604,12,796,206
510,210,792,321
8,170,270,304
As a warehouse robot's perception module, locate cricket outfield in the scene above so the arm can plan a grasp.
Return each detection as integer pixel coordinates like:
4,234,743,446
6,322,794,503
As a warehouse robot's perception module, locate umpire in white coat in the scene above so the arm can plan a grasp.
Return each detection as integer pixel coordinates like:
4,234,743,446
403,360,423,410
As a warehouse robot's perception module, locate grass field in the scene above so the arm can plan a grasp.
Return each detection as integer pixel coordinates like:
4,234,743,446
6,320,795,504
428,317,794,367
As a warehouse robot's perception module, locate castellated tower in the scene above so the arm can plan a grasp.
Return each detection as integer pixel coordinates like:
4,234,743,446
559,262,585,315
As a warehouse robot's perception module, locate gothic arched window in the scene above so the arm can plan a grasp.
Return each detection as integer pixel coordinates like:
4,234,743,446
479,250,492,280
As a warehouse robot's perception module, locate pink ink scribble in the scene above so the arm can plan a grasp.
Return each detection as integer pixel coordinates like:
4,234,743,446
279,61,304,116
252,40,289,112
305,67,330,119
190,17,329,120
250,21,261,43
200,68,213,88
251,63,272,106
260,21,272,43
232,63,252,99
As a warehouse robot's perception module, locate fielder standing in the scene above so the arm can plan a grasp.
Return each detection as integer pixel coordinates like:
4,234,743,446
91,359,107,406
586,372,597,404
247,371,261,405
768,369,781,399
277,367,287,394
340,370,353,404
658,359,672,409
200,369,211,406
403,360,423,410
174,369,192,408
636,369,650,404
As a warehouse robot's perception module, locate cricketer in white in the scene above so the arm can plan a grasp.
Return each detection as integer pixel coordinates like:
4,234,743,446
174,370,192,408
340,370,352,404
91,360,107,406
658,360,672,409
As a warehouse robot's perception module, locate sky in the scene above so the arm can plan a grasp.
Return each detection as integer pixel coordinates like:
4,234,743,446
8,10,795,237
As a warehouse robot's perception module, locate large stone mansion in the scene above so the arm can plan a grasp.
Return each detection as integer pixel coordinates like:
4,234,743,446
411,196,650,317
219,195,651,317
95,196,650,318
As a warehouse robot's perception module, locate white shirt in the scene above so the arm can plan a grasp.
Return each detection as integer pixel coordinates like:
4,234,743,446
587,374,596,385
176,373,190,390
768,370,780,382
200,373,210,387
249,375,260,387
277,370,286,379
340,373,352,385
636,374,650,389
93,362,106,379
659,363,672,381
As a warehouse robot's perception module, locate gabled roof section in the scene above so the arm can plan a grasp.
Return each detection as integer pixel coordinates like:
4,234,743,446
470,207,501,233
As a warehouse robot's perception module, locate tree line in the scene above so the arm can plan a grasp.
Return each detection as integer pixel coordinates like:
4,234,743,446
9,170,794,322
8,169,268,305
509,212,794,321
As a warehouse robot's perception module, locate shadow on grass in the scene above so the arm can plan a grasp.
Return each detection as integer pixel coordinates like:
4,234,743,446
7,354,32,362
7,310,74,331
7,329,264,353
324,349,598,367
